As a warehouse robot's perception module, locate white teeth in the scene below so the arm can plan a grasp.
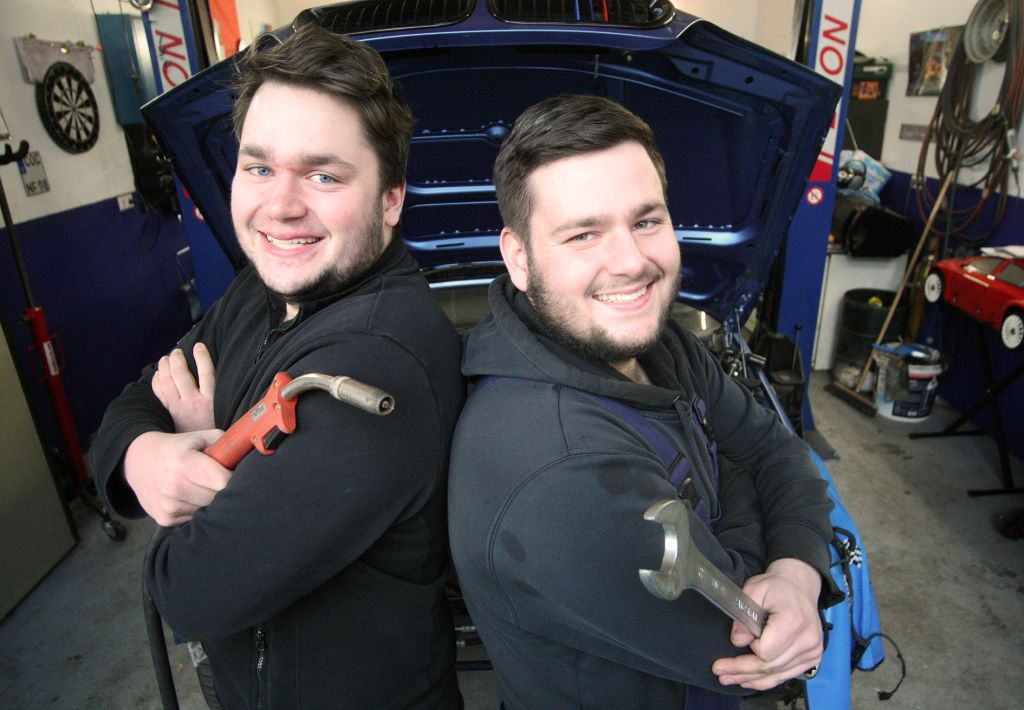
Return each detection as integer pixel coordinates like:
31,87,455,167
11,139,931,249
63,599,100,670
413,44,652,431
595,286,648,303
264,233,320,248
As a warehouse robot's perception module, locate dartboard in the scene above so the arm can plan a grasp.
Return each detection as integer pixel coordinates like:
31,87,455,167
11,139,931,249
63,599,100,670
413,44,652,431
36,61,100,154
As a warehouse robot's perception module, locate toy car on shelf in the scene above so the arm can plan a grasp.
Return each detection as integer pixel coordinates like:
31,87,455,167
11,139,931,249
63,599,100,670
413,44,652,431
924,254,1024,350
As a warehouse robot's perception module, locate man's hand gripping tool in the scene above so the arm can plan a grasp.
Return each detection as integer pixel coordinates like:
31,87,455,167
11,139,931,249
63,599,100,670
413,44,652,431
203,372,394,468
639,499,767,638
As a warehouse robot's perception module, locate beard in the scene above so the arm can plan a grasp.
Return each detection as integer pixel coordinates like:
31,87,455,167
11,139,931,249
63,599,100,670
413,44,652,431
267,199,386,305
527,256,678,365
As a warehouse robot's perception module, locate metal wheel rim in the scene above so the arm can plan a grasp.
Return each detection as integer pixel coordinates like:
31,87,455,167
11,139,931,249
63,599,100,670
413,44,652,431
1002,312,1023,349
924,272,943,303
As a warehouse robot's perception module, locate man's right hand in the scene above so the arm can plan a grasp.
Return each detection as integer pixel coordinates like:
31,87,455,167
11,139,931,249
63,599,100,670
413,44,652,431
711,558,824,690
125,429,231,526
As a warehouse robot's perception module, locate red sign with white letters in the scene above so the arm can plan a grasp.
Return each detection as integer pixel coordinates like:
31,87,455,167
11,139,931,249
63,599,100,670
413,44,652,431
808,0,857,184
147,0,195,93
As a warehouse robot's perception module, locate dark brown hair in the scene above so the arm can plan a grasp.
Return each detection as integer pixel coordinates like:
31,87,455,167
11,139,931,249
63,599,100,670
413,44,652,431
493,94,668,240
231,24,413,190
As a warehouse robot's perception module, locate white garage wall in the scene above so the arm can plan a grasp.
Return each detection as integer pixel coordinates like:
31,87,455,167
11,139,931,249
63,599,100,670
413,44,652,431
235,0,286,46
681,0,798,57
271,0,316,29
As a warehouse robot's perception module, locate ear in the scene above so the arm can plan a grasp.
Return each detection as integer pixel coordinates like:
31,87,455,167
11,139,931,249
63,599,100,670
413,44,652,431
499,227,530,292
381,181,406,228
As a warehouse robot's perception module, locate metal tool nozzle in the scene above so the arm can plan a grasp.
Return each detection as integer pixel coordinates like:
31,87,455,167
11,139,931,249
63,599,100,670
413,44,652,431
281,374,395,416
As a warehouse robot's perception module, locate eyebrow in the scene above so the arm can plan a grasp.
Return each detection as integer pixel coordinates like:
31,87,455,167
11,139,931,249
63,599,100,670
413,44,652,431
237,145,359,172
551,201,667,234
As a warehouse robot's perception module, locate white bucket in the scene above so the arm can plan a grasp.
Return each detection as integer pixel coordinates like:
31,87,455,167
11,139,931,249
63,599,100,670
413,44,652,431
873,343,942,421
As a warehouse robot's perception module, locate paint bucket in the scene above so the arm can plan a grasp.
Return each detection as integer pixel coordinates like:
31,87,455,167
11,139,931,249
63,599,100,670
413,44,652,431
873,343,942,421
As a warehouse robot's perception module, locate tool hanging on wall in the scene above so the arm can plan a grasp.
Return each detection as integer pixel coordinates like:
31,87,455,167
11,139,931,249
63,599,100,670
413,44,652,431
0,139,125,540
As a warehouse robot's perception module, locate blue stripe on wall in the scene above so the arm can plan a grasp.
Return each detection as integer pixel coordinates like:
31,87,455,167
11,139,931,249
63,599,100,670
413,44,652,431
0,195,194,462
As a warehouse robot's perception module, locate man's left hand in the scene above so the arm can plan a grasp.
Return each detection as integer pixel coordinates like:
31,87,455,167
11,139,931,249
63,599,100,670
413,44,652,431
152,342,216,432
711,558,824,690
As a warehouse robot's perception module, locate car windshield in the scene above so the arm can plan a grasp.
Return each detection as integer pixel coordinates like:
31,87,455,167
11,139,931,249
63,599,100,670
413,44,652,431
997,261,1024,288
965,257,1002,276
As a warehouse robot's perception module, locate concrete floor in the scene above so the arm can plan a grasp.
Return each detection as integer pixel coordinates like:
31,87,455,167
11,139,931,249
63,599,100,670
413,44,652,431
1,373,1021,709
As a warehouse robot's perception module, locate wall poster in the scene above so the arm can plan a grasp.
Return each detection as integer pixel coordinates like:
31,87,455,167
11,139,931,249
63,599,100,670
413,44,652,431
907,26,964,96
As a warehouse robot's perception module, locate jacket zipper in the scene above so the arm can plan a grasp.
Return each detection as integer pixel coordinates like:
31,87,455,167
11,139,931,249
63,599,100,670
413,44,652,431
255,330,273,365
254,625,267,710
255,310,302,365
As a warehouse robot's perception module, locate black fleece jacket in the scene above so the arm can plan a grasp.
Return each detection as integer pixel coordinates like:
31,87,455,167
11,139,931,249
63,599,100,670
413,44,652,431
448,275,838,709
90,239,465,709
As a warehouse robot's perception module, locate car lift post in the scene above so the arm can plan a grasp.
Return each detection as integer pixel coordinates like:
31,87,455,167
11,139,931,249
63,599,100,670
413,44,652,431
0,139,125,540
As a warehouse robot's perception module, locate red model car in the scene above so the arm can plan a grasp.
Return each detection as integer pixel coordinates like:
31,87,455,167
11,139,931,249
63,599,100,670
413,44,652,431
924,254,1024,350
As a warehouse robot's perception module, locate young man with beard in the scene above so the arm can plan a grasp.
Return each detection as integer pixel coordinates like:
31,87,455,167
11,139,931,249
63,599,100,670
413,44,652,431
447,95,841,709
89,25,464,708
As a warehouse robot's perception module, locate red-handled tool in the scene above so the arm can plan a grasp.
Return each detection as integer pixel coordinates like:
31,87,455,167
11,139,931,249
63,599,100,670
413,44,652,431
202,372,395,468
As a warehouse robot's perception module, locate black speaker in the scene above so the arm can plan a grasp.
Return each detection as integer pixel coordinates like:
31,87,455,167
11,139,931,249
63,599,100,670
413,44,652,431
831,195,913,257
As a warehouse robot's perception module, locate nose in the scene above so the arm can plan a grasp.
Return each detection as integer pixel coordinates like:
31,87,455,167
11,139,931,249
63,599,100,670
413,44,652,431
606,227,648,276
264,177,306,221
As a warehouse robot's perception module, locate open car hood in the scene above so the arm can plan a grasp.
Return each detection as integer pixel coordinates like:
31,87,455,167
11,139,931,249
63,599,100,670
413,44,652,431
142,0,840,325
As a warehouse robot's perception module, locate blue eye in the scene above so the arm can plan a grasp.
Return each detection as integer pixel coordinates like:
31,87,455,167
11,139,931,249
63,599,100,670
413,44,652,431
312,173,337,185
248,165,271,177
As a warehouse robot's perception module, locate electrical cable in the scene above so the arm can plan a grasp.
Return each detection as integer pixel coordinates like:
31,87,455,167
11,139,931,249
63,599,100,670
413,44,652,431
913,0,1024,253
831,526,908,702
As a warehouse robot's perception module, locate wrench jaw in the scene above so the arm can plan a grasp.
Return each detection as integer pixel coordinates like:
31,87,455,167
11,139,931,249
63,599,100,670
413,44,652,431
638,499,694,601
637,499,768,639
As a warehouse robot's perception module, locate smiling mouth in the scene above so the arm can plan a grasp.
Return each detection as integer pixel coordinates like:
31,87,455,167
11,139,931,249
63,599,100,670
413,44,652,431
263,232,322,249
594,285,649,303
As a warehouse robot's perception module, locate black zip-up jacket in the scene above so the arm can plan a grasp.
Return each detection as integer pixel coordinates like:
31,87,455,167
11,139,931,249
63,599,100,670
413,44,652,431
90,239,465,709
448,276,838,709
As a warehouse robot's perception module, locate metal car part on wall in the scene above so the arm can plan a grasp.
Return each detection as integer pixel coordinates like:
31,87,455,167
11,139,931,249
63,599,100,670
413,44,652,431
36,62,100,154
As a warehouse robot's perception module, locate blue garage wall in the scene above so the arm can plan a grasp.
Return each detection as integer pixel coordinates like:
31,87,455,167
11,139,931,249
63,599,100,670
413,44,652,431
879,171,1024,469
0,196,194,461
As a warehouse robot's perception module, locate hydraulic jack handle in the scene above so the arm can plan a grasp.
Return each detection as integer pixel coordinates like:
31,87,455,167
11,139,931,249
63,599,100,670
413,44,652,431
203,372,394,469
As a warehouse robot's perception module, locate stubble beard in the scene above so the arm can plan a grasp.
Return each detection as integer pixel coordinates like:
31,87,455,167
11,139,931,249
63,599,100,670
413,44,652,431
526,255,679,365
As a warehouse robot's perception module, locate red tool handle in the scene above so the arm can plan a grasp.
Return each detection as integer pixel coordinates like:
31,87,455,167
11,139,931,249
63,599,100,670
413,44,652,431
203,372,297,469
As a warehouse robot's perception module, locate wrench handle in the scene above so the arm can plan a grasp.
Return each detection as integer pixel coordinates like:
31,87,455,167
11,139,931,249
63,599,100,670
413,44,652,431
692,559,767,638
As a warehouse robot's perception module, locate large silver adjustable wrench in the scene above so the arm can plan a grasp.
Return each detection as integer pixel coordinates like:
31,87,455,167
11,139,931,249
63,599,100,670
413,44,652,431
638,499,767,638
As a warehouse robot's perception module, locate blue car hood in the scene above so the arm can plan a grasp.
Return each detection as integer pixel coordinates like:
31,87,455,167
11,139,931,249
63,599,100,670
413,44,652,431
142,1,840,324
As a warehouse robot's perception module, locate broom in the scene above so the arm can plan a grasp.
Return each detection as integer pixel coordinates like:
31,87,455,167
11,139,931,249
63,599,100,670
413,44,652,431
825,172,955,415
